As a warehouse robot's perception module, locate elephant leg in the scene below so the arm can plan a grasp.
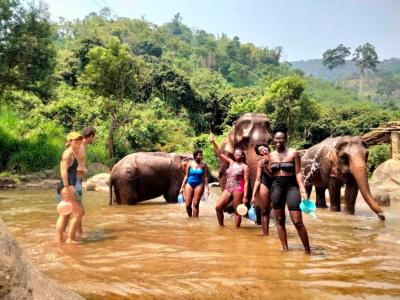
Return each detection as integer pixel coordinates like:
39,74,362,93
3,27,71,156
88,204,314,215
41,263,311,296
328,179,341,212
113,184,122,205
305,183,312,199
315,187,328,208
344,176,358,215
119,180,138,205
165,182,179,203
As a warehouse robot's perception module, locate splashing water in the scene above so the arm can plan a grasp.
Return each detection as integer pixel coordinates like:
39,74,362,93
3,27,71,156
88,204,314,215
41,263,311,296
302,138,338,185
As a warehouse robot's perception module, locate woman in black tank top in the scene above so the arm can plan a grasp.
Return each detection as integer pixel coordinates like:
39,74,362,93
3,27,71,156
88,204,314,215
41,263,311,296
56,154,78,194
269,123,310,254
55,132,85,244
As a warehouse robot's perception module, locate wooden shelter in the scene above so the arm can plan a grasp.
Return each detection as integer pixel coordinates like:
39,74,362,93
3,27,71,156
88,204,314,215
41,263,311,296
361,121,400,160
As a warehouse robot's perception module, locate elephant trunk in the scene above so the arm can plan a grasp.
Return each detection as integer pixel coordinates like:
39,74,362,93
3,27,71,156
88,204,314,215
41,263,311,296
349,159,385,220
245,145,261,189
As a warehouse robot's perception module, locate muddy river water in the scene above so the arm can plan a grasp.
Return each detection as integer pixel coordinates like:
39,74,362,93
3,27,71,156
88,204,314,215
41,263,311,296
0,188,399,299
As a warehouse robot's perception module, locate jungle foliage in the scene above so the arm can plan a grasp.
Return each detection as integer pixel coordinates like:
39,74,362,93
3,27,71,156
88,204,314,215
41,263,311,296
0,2,398,173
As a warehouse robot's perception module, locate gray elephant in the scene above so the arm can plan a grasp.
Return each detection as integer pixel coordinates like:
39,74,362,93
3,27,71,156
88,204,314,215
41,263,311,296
302,136,385,220
218,113,273,221
109,152,189,205
219,113,273,190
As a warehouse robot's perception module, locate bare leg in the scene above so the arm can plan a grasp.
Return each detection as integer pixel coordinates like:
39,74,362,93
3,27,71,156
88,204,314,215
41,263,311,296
66,202,84,244
56,214,70,242
77,205,85,236
192,184,204,218
259,184,271,236
184,184,194,217
64,186,83,243
274,209,288,252
232,191,244,228
289,210,311,254
215,190,232,226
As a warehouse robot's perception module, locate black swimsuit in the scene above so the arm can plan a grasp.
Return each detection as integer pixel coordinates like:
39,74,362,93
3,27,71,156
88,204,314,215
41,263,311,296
270,162,301,211
56,154,78,194
261,170,273,189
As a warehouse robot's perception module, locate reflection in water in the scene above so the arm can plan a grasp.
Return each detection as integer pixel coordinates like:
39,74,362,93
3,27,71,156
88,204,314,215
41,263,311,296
0,188,399,299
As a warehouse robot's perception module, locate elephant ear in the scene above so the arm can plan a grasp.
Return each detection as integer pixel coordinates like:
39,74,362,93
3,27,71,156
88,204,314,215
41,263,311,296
180,157,192,172
327,149,339,178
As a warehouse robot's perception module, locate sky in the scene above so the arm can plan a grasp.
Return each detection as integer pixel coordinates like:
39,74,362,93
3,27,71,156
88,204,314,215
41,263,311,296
44,0,400,62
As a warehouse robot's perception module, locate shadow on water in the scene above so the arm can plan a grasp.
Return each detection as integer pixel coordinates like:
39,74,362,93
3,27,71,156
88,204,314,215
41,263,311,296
0,187,400,299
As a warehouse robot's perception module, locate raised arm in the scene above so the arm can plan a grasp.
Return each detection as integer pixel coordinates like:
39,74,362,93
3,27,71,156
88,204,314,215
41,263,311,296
203,163,209,193
210,134,232,165
294,151,307,200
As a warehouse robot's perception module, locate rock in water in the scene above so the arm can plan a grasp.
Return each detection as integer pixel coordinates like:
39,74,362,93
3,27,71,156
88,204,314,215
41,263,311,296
370,159,400,204
0,218,84,300
84,173,110,192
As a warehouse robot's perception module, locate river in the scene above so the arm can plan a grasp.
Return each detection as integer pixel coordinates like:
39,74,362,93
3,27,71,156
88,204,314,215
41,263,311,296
0,188,399,299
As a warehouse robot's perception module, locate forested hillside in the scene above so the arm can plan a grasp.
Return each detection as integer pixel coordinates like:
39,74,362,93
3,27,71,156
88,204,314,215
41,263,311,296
291,58,400,106
0,2,398,174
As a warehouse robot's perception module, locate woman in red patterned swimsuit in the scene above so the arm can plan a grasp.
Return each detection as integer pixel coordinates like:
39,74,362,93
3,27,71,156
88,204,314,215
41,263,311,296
211,135,249,228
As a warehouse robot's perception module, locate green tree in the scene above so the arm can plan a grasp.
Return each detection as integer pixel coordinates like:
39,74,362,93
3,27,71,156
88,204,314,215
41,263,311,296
59,38,104,86
322,44,351,86
352,42,379,97
190,69,232,134
258,76,320,144
0,0,56,98
79,37,146,160
376,73,400,101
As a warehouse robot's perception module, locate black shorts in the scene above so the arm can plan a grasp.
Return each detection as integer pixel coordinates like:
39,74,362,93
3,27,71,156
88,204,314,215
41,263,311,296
270,176,301,211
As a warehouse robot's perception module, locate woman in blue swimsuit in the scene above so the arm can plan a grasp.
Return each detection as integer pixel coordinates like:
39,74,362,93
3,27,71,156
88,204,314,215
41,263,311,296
180,149,209,218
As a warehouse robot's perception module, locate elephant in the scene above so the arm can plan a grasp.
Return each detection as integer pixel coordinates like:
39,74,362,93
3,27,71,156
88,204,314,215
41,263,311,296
218,113,273,216
109,152,190,205
301,136,385,220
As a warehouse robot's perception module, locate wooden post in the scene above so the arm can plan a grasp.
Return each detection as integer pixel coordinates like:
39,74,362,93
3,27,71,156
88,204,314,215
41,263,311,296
391,131,400,160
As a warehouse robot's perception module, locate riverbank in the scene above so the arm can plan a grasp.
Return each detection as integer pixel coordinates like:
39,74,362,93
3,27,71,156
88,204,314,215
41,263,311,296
0,163,111,190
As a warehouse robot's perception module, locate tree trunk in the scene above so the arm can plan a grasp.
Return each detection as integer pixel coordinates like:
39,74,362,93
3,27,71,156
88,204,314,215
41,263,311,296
108,110,115,161
359,71,363,98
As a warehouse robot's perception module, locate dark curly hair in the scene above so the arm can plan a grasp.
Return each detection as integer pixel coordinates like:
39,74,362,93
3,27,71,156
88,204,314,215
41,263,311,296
193,149,203,159
82,127,96,138
273,123,288,135
254,143,270,156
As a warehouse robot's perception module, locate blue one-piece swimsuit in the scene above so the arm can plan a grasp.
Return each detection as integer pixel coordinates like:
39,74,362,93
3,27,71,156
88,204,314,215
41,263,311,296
187,166,204,188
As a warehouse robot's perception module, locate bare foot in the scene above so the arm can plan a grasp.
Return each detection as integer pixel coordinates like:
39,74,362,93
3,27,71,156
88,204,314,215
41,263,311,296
66,239,82,244
77,232,88,239
282,248,289,253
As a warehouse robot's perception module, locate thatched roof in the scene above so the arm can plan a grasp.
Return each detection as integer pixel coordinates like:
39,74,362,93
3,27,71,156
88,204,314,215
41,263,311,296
361,121,400,146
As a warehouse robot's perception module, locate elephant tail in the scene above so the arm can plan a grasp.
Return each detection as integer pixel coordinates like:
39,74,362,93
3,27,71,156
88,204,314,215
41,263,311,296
109,179,113,206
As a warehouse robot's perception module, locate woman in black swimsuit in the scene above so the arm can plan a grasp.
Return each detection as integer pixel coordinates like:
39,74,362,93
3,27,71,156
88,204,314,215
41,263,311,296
269,123,310,254
251,143,273,236
55,132,84,244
